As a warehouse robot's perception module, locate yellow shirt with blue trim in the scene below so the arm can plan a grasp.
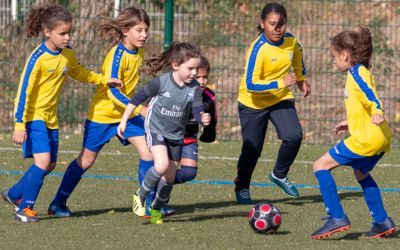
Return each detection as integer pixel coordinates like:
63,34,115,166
238,33,306,109
87,43,143,123
14,42,108,131
344,64,391,156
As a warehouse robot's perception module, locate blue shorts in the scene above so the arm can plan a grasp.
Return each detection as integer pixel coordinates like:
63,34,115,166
329,141,384,174
83,116,145,152
23,120,59,163
181,142,198,161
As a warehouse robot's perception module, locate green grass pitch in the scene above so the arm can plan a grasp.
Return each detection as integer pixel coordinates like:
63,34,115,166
0,133,399,249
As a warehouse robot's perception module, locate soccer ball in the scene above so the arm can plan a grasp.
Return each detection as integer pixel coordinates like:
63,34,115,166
248,202,282,234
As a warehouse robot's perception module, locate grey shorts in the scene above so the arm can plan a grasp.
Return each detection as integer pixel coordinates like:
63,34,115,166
146,132,183,161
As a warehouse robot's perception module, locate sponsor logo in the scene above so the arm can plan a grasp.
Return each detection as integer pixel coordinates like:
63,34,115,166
161,105,184,117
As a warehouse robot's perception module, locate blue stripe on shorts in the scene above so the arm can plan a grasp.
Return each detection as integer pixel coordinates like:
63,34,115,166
328,141,384,174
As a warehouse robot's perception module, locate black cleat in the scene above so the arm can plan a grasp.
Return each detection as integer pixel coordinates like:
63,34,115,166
311,215,351,239
365,217,396,238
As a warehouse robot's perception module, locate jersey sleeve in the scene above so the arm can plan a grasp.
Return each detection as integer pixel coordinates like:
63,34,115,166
14,60,41,131
350,67,384,116
199,88,217,142
68,50,107,85
292,39,306,81
244,45,286,92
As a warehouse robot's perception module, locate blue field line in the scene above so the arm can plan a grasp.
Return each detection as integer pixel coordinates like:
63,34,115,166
1,169,400,193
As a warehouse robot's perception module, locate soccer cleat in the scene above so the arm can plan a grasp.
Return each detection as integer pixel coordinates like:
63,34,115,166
47,201,72,217
144,205,176,219
149,208,163,224
1,189,21,211
311,215,351,239
365,217,396,238
132,193,146,217
268,173,299,198
15,207,39,222
235,188,252,204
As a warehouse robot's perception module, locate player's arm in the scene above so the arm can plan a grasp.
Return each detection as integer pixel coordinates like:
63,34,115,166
245,47,296,92
293,40,311,97
117,78,160,138
191,87,209,126
13,61,40,144
68,50,121,87
200,88,217,142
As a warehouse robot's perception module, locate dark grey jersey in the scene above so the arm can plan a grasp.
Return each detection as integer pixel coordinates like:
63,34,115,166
144,72,203,140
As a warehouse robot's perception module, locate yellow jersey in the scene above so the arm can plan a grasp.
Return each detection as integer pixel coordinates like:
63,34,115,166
344,64,391,156
238,33,306,109
87,43,143,123
14,43,108,130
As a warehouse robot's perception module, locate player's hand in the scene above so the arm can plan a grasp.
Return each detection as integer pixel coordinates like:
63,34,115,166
335,120,348,136
117,122,126,139
139,106,148,118
201,112,211,126
371,114,384,125
13,130,27,145
107,78,124,90
297,80,311,98
283,73,297,87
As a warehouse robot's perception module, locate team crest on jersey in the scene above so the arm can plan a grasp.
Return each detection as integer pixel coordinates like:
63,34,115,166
62,67,68,76
344,88,349,99
186,89,195,102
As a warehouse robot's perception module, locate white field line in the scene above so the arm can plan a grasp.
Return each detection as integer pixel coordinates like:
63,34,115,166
1,146,399,167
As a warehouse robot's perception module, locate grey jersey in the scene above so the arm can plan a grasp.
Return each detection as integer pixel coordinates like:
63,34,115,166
144,72,203,140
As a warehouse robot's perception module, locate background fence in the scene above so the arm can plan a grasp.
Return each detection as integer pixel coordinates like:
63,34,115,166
0,0,399,145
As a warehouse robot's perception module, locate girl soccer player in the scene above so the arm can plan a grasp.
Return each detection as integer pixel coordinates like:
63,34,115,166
311,28,396,239
1,5,121,222
234,3,311,204
117,42,211,224
143,56,217,217
46,7,153,217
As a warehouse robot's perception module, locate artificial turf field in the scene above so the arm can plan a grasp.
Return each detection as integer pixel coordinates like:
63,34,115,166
0,133,399,249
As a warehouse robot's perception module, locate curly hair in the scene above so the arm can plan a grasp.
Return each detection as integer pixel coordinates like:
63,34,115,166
25,5,72,38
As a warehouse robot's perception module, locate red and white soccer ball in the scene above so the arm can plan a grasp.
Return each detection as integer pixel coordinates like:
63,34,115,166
248,202,282,234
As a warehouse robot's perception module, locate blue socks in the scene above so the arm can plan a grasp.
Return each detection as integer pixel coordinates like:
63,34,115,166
358,175,387,223
137,159,155,207
175,166,198,184
8,167,35,201
52,159,85,204
315,170,345,219
19,164,46,210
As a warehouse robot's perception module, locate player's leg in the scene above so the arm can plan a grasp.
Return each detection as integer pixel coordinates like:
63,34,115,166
176,142,198,184
268,100,302,197
48,119,111,217
235,103,269,204
353,156,396,238
311,146,351,239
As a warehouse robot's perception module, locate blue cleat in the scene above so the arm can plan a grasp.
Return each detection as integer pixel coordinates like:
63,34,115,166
47,201,72,217
268,173,299,198
235,188,252,204
311,215,351,239
144,205,175,218
365,217,396,238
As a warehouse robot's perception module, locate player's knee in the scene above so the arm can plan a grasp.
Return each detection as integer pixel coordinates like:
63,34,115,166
175,166,198,184
283,131,303,145
312,160,324,172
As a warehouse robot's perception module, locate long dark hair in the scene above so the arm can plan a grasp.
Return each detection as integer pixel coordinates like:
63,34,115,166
331,27,373,68
143,42,201,76
257,3,287,36
25,5,72,38
97,7,150,44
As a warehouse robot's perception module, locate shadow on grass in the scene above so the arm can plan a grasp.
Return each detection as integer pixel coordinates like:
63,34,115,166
40,207,132,220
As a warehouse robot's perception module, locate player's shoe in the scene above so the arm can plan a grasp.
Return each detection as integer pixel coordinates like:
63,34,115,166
268,173,299,198
235,188,252,204
15,207,39,222
132,192,146,217
47,201,72,217
311,215,351,239
149,208,163,224
1,189,21,211
365,217,396,238
144,205,176,218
